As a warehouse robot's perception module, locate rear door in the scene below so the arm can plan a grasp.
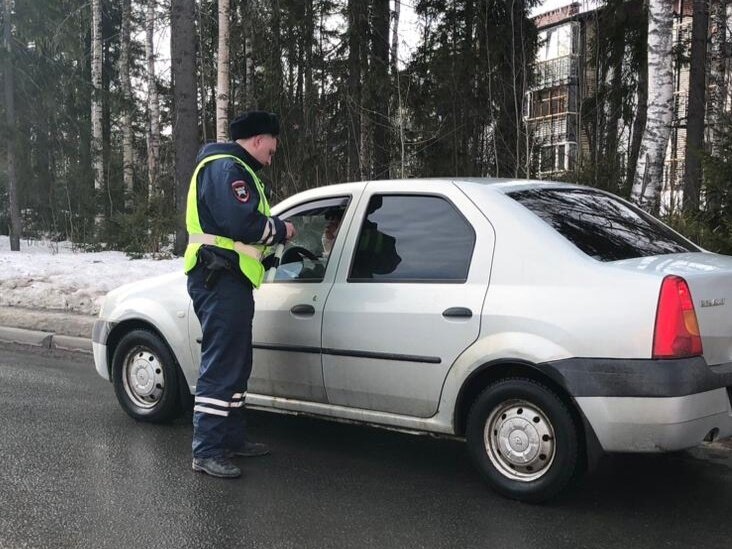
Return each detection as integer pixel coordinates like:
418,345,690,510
321,180,495,417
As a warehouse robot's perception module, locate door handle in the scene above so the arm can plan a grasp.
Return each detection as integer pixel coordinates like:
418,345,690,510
442,307,472,318
290,304,315,316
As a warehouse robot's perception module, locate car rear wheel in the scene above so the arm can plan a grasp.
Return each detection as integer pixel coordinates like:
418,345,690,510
111,329,184,423
466,377,580,503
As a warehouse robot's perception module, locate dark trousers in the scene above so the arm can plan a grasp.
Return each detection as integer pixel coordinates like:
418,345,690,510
187,264,254,459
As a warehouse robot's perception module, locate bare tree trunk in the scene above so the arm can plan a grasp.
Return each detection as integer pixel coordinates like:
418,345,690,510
198,1,208,142
271,0,282,105
371,0,390,179
682,0,709,214
171,0,199,255
245,0,254,109
510,1,521,178
390,0,405,177
605,10,624,179
91,0,103,199
347,0,365,181
626,43,648,196
3,0,20,250
709,0,727,156
216,0,230,141
631,0,674,210
390,0,400,75
146,0,161,200
120,0,134,209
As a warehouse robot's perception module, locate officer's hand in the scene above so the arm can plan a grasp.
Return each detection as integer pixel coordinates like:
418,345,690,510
285,221,297,241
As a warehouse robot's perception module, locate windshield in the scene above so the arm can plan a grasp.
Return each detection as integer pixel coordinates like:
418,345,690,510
507,188,700,261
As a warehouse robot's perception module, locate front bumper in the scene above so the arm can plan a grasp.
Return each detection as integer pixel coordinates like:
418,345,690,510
543,357,732,452
92,320,116,381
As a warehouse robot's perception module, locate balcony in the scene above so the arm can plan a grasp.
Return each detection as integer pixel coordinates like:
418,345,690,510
532,55,579,90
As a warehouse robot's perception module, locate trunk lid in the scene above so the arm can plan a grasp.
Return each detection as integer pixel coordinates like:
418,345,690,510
612,252,732,365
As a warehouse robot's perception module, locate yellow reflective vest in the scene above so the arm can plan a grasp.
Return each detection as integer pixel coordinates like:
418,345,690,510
183,154,271,288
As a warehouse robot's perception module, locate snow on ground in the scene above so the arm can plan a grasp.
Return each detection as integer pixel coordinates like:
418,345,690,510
0,236,183,316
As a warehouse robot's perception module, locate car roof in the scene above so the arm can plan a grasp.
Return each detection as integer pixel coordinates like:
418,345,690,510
272,178,590,212
363,177,588,194
436,177,588,195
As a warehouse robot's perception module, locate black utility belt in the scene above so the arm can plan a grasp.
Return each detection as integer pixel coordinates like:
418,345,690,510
197,247,249,289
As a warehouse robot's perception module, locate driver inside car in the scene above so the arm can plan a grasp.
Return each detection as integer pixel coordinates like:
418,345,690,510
320,208,343,259
264,206,344,281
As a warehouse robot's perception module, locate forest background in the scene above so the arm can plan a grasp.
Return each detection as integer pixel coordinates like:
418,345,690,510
1,0,730,257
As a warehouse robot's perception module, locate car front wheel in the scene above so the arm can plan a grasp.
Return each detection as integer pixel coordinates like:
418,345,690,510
466,378,580,503
111,329,184,423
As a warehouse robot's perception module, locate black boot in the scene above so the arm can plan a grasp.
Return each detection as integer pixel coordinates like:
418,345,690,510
192,456,242,478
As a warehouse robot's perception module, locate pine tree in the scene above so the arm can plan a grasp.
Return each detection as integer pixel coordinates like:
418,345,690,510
682,0,709,214
171,0,198,256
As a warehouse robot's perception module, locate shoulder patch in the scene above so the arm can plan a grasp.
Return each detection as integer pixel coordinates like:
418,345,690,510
231,180,250,203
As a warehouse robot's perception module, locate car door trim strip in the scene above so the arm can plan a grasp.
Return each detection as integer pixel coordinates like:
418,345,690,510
253,343,321,354
252,343,441,364
323,348,441,364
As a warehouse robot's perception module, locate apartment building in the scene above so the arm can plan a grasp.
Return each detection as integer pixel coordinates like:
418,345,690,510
527,1,730,202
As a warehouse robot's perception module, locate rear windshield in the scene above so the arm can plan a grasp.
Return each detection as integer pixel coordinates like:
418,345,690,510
507,188,699,261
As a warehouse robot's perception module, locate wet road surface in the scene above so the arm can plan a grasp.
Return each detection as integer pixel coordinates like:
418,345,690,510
1,344,731,549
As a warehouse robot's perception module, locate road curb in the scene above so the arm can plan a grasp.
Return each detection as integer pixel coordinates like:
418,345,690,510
52,334,93,354
0,326,53,348
0,326,92,354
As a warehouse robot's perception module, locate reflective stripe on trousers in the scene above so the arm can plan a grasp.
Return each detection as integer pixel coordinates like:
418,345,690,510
187,264,254,459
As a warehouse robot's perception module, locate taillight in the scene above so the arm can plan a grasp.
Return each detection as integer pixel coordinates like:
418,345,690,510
652,275,703,358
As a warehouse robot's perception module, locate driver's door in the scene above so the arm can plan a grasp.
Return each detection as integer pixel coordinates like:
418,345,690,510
247,195,353,402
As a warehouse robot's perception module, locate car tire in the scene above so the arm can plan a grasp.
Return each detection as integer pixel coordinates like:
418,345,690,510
111,329,184,423
466,377,580,503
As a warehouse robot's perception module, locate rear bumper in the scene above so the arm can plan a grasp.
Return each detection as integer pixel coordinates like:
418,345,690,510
543,356,732,452
576,389,732,452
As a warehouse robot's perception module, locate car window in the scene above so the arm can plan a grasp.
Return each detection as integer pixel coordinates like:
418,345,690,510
266,197,349,283
348,194,475,283
508,188,699,261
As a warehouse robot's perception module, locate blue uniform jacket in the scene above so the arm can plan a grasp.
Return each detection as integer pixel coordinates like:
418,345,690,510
193,142,287,268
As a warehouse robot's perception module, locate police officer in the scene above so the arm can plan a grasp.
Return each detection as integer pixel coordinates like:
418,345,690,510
184,111,296,478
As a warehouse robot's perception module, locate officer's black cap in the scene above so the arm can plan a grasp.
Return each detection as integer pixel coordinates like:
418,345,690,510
230,111,280,141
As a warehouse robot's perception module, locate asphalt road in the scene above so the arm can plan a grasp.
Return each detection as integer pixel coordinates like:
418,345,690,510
1,344,731,549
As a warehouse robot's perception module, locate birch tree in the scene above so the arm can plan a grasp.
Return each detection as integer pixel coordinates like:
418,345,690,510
390,0,400,73
3,0,20,250
146,0,161,199
216,0,230,142
119,0,134,208
631,0,674,209
91,0,103,197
